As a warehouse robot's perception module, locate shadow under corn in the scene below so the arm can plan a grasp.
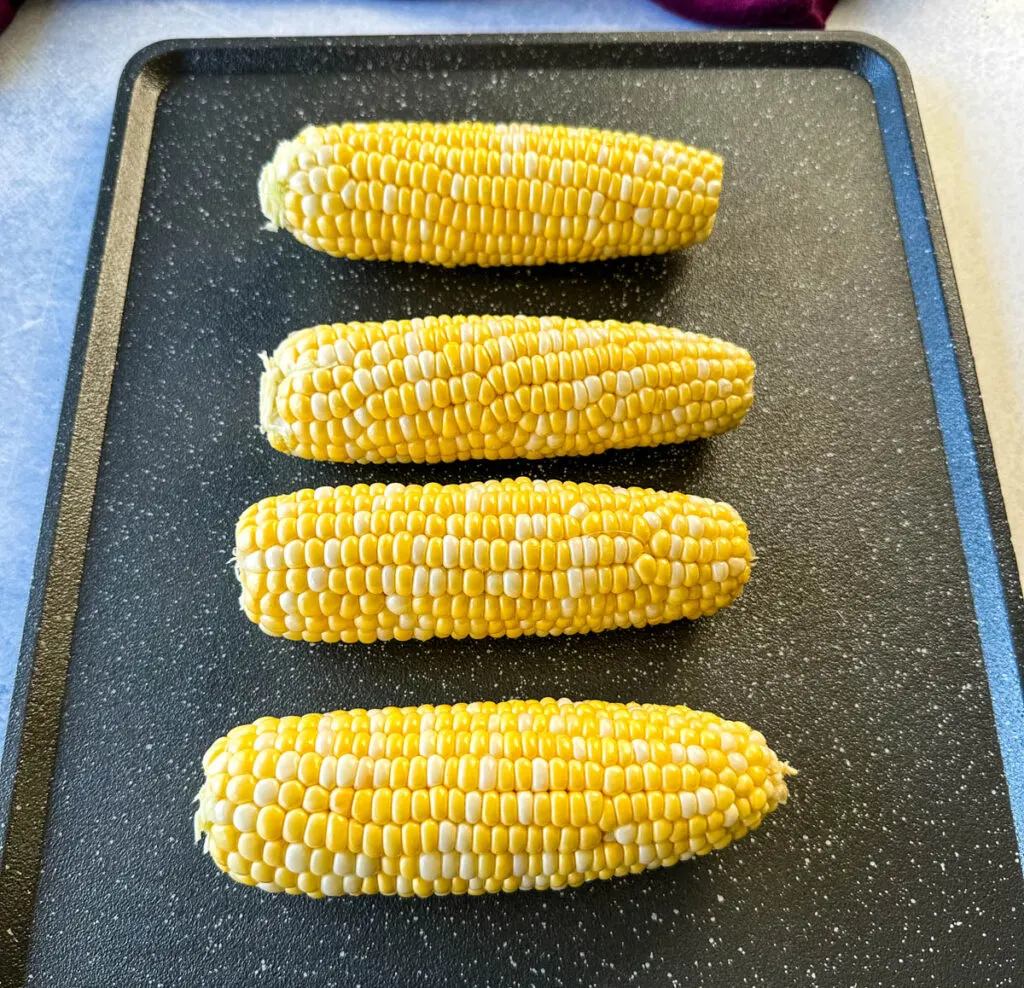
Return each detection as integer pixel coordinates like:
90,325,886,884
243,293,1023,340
283,247,700,326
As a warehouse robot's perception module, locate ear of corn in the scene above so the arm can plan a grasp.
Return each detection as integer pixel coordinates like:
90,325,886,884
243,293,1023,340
261,315,754,464
235,478,752,643
194,698,793,898
259,121,722,265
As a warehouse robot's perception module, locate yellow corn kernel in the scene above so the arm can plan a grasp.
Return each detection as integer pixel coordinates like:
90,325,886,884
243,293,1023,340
234,479,752,643
260,121,722,265
195,698,793,897
260,316,753,464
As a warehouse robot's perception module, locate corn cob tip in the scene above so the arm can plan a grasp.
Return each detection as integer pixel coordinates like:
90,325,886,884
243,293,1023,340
258,350,288,448
259,139,299,231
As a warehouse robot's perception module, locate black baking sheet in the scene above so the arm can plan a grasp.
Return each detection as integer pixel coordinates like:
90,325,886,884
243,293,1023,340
1,33,1022,987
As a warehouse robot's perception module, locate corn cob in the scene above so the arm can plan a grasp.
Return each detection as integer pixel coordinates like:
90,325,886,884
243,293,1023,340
195,698,793,897
261,315,754,464
259,121,723,265
235,478,752,643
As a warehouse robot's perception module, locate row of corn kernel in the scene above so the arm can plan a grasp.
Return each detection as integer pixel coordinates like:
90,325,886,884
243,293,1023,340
214,702,765,746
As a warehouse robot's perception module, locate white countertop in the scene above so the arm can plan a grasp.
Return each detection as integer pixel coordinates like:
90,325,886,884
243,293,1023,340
0,0,1021,744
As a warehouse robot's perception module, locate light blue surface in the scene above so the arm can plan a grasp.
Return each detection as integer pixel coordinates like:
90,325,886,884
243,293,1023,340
0,4,1021,863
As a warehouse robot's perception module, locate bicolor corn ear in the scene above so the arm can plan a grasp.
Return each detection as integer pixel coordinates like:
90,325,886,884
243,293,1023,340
258,121,722,265
232,479,753,644
196,699,792,897
258,315,753,464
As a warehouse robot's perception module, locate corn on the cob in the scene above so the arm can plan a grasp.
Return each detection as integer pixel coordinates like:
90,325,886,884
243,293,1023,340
235,478,752,643
261,315,754,464
195,698,793,897
259,121,723,265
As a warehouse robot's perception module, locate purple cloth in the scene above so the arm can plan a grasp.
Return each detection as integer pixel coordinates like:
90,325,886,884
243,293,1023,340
656,0,838,28
0,0,21,35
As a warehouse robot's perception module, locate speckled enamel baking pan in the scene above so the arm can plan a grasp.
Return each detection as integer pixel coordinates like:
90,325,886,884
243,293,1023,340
1,33,1021,987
